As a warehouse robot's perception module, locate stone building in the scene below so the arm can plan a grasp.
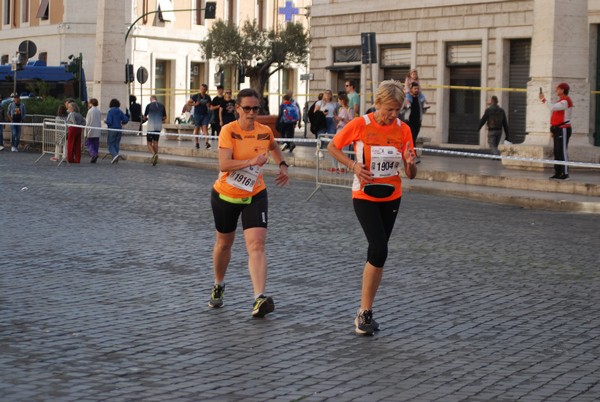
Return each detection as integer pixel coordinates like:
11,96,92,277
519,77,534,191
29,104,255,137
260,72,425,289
309,0,600,163
0,0,310,121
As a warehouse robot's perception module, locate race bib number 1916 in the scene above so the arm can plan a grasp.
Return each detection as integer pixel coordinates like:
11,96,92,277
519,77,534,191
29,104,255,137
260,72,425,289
226,165,262,192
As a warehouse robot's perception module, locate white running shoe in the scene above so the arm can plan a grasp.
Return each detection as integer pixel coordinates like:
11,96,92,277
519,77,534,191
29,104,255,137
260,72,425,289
0,145,4,151
503,140,513,145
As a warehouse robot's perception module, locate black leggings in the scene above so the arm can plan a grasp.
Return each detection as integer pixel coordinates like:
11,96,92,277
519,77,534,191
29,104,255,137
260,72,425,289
353,197,401,268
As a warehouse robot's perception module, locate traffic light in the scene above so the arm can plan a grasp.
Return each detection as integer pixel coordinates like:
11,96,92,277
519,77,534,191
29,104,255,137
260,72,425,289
205,2,216,19
125,63,134,83
65,54,82,76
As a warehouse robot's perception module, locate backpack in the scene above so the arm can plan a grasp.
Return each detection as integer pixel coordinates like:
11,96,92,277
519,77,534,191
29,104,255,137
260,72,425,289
487,107,503,129
281,102,299,123
308,101,326,135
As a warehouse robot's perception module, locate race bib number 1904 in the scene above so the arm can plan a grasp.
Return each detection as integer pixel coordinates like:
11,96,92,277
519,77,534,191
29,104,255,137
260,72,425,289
370,146,402,178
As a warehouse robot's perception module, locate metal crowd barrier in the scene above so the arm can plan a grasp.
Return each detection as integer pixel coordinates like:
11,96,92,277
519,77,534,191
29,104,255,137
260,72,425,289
35,120,141,165
306,135,355,201
35,119,68,166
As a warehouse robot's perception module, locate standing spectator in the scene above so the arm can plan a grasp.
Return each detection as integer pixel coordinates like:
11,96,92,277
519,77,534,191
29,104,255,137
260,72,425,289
210,85,225,136
143,95,167,166
207,88,289,318
285,89,302,130
85,98,102,163
403,69,420,94
192,83,212,149
314,90,337,135
220,89,237,126
336,93,354,132
105,98,129,164
345,80,360,116
66,102,85,163
128,95,143,132
7,94,26,152
278,94,300,152
0,94,5,151
478,96,510,156
540,83,573,180
401,82,429,162
327,93,354,173
308,93,326,137
327,80,417,336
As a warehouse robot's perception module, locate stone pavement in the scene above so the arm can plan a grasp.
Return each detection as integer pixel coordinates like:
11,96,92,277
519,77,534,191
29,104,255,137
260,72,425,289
1,152,600,401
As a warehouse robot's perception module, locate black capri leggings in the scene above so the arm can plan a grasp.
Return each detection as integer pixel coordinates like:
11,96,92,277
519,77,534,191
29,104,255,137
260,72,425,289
353,197,402,268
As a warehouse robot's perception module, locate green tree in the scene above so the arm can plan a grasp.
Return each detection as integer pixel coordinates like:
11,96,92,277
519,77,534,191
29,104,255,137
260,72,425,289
200,20,310,113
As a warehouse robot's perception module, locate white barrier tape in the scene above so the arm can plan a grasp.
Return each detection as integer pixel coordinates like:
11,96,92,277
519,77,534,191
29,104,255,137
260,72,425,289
317,136,600,169
36,122,322,144
24,121,600,169
419,147,600,169
2,122,44,127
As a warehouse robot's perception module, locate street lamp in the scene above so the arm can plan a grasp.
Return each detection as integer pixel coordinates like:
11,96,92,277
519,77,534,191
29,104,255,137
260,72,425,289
124,2,217,44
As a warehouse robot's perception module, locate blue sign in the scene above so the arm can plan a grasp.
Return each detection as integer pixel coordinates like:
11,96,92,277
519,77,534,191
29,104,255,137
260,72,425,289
279,1,299,22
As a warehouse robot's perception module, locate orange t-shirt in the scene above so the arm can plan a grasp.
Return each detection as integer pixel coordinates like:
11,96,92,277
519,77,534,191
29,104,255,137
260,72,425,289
213,120,275,198
332,113,414,201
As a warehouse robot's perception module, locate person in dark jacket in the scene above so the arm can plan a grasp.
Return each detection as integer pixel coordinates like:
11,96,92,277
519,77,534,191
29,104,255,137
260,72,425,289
478,96,510,156
105,98,129,164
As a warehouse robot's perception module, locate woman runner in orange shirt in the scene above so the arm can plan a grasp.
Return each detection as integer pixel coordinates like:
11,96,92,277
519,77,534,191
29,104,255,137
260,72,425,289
328,80,417,335
208,88,289,318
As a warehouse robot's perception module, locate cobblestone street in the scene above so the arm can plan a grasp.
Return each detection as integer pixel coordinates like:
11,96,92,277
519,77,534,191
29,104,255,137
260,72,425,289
1,153,599,401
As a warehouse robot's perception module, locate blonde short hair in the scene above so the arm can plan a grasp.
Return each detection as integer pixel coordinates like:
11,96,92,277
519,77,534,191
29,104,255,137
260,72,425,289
374,80,405,107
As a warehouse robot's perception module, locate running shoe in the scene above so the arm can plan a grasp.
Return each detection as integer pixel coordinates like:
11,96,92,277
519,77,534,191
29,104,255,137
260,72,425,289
195,143,200,149
151,153,158,166
90,155,98,163
205,142,211,149
111,155,120,164
371,316,380,331
252,295,275,318
208,284,225,308
355,309,375,336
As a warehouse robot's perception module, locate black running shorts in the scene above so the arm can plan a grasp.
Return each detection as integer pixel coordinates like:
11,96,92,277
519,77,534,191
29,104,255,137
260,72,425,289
211,188,268,233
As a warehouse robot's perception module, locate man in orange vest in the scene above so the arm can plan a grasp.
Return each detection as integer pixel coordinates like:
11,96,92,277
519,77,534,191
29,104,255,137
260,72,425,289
539,83,573,180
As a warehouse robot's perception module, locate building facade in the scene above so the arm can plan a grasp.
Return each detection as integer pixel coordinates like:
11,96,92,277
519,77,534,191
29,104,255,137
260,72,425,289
0,0,310,121
309,0,600,163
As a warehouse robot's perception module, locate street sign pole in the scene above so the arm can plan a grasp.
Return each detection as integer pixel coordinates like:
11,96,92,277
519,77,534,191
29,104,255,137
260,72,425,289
300,73,314,138
136,66,149,114
12,53,18,95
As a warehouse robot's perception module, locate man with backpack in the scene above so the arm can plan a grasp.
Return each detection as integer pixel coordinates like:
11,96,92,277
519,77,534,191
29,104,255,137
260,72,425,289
478,95,510,156
7,94,26,152
278,94,300,152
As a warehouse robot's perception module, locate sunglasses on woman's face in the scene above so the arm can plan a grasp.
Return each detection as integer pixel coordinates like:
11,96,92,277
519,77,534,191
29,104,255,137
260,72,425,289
240,106,260,113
